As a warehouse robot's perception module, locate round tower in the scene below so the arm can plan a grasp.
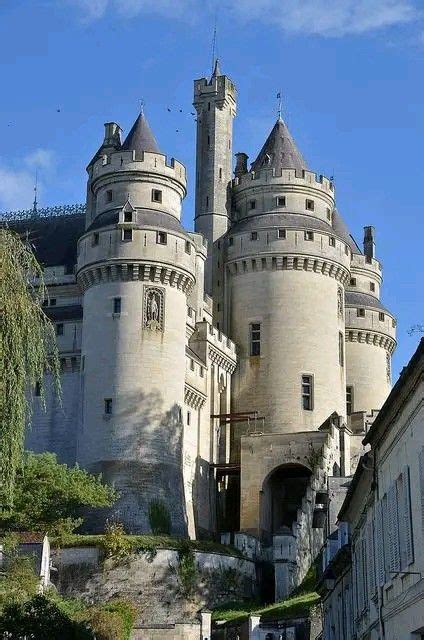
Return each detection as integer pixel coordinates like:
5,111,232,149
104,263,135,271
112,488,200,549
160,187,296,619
344,226,396,418
76,113,197,535
226,119,350,437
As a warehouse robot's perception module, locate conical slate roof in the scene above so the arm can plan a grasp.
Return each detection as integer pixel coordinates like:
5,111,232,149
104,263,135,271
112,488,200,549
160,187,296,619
251,118,307,173
121,112,161,154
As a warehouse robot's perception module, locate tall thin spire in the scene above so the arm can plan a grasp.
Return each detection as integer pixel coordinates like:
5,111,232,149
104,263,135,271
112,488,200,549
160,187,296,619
32,170,38,217
211,7,218,76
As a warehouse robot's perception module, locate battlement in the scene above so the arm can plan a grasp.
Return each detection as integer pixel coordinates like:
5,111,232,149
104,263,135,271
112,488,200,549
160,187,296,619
193,74,237,102
233,168,334,194
91,149,186,186
351,252,382,275
194,320,237,359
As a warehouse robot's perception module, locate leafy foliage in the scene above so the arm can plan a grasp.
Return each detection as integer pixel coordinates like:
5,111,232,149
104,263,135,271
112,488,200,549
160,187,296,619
0,228,61,502
0,595,93,639
148,499,171,535
0,452,117,536
0,557,40,612
102,521,133,559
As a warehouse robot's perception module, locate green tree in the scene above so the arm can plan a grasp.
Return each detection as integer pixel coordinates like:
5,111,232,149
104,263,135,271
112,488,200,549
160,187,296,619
0,228,60,503
0,452,117,536
0,595,94,639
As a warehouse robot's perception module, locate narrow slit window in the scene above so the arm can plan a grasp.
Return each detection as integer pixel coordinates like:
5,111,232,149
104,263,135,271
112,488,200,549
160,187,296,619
302,375,313,411
92,233,99,246
104,398,113,415
250,323,261,356
35,381,41,397
339,332,344,366
113,297,121,314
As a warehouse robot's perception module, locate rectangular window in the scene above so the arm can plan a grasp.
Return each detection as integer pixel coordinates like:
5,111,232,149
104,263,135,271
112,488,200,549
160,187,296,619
370,282,376,292
185,240,191,254
206,196,209,209
346,386,354,415
156,231,167,245
50,298,57,306
305,199,315,211
104,398,113,415
339,331,344,366
35,381,41,397
219,167,222,179
113,297,121,314
122,229,132,242
92,233,99,246
304,230,314,241
249,200,256,210
357,308,365,317
379,312,385,322
56,323,64,336
329,236,336,247
350,277,357,286
277,196,286,207
229,236,234,246
327,208,332,221
278,229,286,239
251,231,258,241
190,359,194,371
124,211,132,222
187,411,191,425
199,366,204,378
250,323,261,356
152,189,162,203
366,255,372,264
106,189,113,203
302,375,313,410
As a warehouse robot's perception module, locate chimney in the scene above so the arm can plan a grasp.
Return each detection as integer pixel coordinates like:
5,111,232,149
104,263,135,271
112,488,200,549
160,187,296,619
234,152,249,177
363,226,375,260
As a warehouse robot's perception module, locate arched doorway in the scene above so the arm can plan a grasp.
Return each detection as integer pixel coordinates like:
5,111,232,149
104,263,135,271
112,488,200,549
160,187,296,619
260,463,312,536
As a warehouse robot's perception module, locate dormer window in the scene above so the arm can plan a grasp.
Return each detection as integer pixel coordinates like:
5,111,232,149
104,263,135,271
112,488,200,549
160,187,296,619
305,199,315,211
152,189,162,203
124,211,133,223
106,190,113,203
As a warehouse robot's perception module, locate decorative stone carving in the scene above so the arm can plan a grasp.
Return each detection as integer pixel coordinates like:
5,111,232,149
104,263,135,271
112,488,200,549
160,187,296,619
143,286,164,331
337,286,344,317
386,351,391,382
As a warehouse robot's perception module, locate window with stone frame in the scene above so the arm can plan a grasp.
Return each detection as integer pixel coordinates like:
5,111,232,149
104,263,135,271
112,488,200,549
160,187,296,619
302,375,313,410
346,386,354,415
250,323,261,356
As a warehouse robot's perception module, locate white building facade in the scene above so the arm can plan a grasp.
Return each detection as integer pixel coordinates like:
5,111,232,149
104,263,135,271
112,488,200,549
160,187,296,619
320,338,424,639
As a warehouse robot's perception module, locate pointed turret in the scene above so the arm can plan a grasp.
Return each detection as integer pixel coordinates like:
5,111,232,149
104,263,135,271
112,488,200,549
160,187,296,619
251,118,307,173
211,58,221,78
121,112,161,155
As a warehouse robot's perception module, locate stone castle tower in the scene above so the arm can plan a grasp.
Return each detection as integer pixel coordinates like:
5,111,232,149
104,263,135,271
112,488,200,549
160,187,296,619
15,58,396,595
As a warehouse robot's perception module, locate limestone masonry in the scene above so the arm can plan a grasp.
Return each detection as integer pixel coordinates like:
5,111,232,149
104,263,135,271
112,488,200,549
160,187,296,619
7,61,397,598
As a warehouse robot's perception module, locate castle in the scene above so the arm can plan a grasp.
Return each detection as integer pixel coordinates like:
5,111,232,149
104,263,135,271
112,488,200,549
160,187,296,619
9,61,396,596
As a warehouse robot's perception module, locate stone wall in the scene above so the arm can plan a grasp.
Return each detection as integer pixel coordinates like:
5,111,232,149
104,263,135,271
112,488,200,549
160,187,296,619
53,546,257,627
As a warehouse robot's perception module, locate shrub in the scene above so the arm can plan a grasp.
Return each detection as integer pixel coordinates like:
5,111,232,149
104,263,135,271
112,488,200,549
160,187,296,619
148,500,171,535
102,521,132,559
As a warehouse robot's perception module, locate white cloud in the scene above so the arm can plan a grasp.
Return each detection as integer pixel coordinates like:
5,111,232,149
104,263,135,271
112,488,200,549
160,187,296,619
0,148,55,212
227,0,419,37
68,0,420,36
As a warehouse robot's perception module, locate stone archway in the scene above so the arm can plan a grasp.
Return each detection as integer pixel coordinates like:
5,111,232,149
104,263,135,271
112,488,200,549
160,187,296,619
260,463,312,536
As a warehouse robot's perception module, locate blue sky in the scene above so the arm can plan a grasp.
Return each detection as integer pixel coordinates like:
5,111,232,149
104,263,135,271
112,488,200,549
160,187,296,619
0,0,423,376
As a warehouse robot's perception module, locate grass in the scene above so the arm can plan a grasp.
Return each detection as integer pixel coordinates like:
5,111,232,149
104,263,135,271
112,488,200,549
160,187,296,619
212,561,320,625
212,592,320,625
50,533,245,558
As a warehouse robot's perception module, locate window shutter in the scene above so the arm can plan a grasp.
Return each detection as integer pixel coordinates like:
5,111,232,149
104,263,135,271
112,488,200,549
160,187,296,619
403,465,414,566
388,484,400,573
375,501,385,586
419,447,424,535
367,516,376,595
